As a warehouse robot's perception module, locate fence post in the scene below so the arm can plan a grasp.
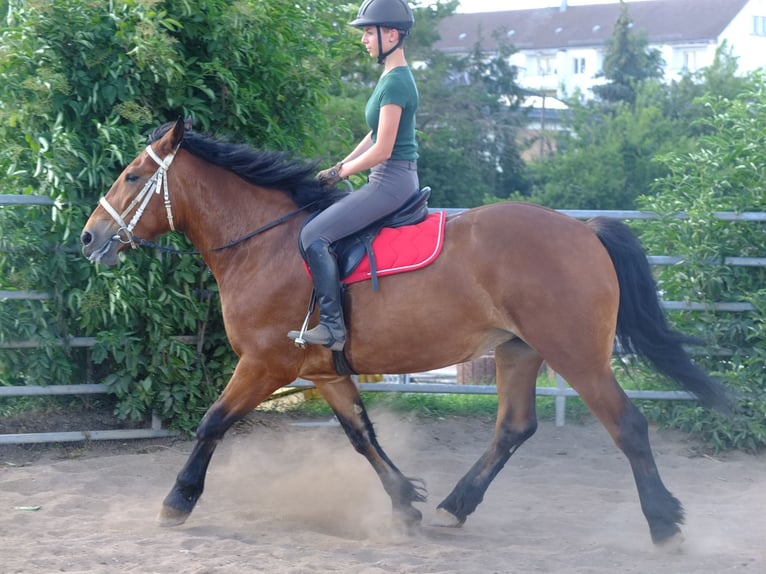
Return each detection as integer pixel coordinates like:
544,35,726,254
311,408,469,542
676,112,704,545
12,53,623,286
555,373,567,427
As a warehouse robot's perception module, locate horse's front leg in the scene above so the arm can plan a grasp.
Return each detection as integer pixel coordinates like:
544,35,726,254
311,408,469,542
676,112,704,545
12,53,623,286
315,376,427,528
159,358,282,526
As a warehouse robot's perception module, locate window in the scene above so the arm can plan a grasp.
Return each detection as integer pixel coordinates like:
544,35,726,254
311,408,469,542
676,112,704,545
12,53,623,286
537,55,555,76
753,16,766,36
673,48,702,72
682,50,698,71
573,57,586,75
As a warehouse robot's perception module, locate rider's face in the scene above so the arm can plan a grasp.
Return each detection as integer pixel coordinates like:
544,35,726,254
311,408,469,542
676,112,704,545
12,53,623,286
362,26,379,58
362,26,397,59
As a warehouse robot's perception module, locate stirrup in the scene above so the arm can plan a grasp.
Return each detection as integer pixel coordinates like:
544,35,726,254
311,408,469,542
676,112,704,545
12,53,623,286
288,324,345,351
289,306,314,349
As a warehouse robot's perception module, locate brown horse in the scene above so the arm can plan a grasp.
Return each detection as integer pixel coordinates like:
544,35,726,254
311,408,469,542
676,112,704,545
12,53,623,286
81,119,731,547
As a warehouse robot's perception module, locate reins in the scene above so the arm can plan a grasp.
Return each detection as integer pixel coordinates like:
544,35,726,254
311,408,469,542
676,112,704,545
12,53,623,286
132,202,319,256
99,141,320,256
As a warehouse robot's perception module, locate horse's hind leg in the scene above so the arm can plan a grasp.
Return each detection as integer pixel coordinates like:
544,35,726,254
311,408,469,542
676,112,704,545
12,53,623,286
435,339,542,526
565,366,684,548
315,376,427,528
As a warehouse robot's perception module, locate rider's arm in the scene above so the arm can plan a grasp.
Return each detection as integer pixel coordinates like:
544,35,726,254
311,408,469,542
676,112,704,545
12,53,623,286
342,132,374,165
339,103,402,178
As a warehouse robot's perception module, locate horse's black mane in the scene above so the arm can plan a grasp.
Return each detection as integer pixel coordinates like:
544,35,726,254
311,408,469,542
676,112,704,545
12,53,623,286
148,122,348,211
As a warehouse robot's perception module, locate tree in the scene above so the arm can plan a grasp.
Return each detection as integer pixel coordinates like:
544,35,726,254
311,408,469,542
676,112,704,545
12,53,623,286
523,84,688,209
593,0,663,106
662,43,748,137
523,41,750,210
416,29,530,207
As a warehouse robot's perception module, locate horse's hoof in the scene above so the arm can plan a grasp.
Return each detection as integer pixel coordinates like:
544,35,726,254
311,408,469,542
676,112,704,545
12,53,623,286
431,507,463,528
390,514,420,538
655,531,685,553
393,504,423,529
157,505,190,527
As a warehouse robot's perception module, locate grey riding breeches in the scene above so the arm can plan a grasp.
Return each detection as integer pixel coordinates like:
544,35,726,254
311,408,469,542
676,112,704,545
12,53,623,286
299,159,419,249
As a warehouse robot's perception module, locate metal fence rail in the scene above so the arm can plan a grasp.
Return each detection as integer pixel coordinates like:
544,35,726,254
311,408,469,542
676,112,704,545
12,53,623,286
297,208,762,425
2,196,763,440
0,382,177,444
0,194,54,206
1,195,177,444
286,377,699,428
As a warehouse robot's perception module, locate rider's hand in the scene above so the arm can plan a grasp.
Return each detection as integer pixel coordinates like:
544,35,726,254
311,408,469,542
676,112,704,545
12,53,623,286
316,162,345,188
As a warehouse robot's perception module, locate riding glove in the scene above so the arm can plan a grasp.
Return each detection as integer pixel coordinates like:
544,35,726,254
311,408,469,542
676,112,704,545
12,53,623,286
316,162,345,188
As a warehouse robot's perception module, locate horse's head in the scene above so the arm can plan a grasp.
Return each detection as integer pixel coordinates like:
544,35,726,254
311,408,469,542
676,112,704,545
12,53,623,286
80,118,186,265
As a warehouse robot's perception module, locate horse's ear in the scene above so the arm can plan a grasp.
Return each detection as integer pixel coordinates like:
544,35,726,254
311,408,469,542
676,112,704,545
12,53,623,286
169,117,185,148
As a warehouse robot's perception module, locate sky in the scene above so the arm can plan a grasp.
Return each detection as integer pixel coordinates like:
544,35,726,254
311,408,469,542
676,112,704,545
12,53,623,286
455,0,650,12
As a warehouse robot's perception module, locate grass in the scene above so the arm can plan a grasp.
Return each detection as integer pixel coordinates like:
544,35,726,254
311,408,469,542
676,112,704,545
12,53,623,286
258,385,594,424
257,364,671,424
0,395,69,418
0,394,117,420
0,361,672,431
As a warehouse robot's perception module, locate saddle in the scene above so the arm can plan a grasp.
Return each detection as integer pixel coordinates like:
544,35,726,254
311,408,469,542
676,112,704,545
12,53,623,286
301,186,432,291
297,186,433,376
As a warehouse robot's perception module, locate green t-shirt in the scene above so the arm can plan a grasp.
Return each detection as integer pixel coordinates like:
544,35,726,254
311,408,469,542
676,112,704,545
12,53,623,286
364,66,419,161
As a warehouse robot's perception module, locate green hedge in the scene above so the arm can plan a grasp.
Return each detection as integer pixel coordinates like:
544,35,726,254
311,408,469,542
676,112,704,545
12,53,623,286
635,74,766,451
0,0,357,433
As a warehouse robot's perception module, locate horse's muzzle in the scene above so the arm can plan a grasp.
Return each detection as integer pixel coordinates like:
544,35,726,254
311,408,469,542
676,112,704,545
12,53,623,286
81,224,123,265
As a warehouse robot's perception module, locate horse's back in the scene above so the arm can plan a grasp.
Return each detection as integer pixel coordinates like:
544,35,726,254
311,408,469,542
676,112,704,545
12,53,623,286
443,202,615,287
345,201,619,373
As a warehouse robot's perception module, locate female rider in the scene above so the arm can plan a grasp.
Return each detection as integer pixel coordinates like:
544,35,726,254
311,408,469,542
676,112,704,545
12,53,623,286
288,0,420,351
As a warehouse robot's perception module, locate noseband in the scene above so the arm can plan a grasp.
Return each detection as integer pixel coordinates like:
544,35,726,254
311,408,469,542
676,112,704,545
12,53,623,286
99,144,179,249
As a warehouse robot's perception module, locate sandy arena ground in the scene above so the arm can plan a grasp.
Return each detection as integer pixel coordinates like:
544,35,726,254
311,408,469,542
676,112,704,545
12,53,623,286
1,410,764,573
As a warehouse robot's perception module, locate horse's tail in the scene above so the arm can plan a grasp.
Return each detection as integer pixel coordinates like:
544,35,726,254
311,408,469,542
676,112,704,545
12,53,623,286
587,216,734,415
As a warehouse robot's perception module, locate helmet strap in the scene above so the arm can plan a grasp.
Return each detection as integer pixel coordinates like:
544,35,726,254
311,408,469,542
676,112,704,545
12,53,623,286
376,26,405,65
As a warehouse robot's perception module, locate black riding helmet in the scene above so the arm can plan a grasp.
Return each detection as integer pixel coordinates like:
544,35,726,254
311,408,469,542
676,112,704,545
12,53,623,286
350,0,415,65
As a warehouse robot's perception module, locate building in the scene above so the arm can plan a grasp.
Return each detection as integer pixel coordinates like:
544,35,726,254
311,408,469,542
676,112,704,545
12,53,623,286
434,0,766,100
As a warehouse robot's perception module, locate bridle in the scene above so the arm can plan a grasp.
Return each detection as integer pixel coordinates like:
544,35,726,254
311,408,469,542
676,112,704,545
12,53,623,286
99,144,179,249
98,142,319,256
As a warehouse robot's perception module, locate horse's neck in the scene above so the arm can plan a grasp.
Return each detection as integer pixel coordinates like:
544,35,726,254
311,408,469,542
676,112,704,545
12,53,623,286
175,171,304,278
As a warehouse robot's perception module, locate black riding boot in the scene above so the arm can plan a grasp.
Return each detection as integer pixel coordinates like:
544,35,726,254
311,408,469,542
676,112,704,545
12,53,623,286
287,240,347,351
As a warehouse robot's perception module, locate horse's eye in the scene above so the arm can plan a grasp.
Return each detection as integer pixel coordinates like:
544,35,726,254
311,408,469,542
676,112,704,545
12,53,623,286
125,173,140,183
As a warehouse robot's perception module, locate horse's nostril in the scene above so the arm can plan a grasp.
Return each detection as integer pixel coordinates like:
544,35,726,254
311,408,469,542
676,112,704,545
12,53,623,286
81,230,92,246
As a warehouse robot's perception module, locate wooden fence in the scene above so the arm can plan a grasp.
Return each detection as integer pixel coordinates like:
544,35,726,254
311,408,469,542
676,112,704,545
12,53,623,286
1,195,763,442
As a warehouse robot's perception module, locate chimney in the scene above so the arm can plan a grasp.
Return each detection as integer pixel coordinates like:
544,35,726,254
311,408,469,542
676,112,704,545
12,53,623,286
560,0,568,11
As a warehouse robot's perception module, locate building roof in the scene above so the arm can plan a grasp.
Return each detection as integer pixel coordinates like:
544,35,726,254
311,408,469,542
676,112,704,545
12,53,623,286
434,0,750,53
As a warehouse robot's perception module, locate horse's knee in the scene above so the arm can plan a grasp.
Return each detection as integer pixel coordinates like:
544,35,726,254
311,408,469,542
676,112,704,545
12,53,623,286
333,406,375,454
517,418,538,442
496,418,537,453
196,404,233,441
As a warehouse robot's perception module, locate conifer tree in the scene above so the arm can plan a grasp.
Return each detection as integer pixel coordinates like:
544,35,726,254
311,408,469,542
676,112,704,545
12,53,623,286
593,0,663,106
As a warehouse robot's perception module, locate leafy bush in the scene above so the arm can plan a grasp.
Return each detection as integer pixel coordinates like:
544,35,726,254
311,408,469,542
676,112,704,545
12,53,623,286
0,0,357,433
637,73,766,451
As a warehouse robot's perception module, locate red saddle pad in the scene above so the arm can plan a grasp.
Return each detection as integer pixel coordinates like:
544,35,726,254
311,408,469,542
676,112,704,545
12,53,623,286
343,210,446,285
